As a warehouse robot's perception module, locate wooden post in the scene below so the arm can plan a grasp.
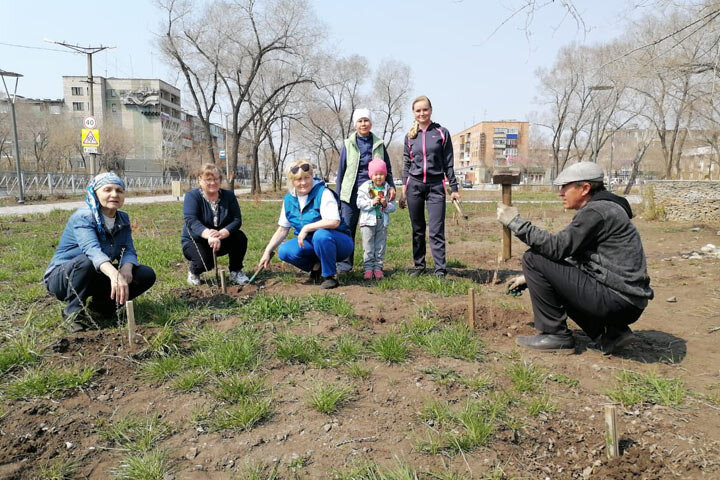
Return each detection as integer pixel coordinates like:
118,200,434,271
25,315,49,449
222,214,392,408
467,288,476,329
213,250,219,285
220,269,227,293
604,403,620,459
126,300,136,346
492,172,521,261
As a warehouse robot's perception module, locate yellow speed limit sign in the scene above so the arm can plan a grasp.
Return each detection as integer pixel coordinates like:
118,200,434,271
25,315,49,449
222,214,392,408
81,128,100,147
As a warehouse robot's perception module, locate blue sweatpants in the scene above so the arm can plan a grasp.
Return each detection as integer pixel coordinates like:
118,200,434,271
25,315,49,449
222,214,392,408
278,229,354,278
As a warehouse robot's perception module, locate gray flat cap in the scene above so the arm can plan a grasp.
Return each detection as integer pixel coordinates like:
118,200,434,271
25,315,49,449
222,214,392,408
553,161,605,186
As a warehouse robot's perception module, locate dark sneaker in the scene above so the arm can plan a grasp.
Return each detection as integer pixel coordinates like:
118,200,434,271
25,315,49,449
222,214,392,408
409,267,426,277
516,333,575,351
434,271,446,279
320,276,339,289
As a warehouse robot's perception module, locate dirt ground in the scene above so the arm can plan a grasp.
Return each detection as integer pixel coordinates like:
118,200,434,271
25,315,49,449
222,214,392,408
1,207,719,479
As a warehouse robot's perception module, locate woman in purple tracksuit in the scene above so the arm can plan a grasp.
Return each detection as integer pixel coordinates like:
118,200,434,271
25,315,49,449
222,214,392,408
401,95,460,278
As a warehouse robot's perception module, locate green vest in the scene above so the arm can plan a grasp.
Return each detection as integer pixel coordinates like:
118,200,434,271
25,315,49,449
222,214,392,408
340,132,385,203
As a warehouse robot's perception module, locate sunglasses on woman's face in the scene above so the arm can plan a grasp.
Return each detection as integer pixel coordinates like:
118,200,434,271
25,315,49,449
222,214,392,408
290,163,311,174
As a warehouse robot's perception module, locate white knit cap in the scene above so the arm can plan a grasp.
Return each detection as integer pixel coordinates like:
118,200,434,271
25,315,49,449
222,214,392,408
352,108,372,125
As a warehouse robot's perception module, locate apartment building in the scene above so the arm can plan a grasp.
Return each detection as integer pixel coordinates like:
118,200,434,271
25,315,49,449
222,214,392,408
451,120,530,183
63,76,182,173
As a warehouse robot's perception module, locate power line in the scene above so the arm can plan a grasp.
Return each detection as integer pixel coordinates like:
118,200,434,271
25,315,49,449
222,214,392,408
0,41,74,53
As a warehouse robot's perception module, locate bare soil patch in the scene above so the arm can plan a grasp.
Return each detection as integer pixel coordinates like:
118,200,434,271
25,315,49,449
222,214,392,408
1,209,719,479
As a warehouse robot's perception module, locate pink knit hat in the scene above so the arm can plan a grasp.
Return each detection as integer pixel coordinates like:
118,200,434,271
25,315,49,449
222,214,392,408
368,158,387,177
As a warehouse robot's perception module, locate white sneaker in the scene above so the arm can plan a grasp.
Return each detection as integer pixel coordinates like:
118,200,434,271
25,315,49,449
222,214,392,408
187,271,201,286
230,271,250,285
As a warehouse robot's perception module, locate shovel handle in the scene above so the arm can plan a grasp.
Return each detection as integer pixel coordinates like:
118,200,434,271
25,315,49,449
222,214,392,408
452,198,468,220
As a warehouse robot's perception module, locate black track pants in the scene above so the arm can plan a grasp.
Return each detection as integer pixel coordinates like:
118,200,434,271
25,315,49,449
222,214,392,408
405,177,447,274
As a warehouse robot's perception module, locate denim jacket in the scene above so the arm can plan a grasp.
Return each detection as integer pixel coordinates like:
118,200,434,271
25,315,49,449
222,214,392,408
44,206,139,280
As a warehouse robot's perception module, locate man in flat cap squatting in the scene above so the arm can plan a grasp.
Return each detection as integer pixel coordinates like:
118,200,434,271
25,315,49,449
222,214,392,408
496,162,654,354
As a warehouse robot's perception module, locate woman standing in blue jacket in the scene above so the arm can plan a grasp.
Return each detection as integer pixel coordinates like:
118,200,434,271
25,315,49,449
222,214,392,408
402,96,460,278
335,108,395,272
182,163,249,286
258,160,353,289
44,172,156,332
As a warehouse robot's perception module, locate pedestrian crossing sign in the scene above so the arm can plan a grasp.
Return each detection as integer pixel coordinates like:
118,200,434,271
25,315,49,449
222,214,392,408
81,128,100,147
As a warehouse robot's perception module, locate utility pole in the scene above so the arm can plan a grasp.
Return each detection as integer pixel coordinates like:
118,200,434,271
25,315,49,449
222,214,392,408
0,69,25,203
47,40,114,175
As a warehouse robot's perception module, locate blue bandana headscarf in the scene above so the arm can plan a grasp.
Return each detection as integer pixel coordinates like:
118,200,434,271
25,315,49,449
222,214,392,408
85,172,126,235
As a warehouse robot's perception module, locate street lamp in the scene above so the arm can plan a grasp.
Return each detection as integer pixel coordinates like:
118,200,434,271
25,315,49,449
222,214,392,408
0,69,25,204
589,85,614,186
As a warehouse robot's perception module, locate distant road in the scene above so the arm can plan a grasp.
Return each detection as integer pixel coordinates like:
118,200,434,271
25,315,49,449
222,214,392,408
0,188,251,217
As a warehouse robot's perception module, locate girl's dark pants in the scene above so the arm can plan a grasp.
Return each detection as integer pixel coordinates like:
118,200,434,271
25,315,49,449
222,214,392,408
45,254,156,317
405,177,447,274
182,229,248,274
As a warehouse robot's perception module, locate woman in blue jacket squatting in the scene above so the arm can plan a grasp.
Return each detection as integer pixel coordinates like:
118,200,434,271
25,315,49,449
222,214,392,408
402,95,460,278
182,163,249,286
258,160,353,289
335,108,395,272
44,172,156,332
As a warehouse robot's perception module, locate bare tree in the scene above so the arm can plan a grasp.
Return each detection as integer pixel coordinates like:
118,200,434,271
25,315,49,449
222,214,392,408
623,11,705,178
158,0,221,165
372,59,411,146
211,0,322,190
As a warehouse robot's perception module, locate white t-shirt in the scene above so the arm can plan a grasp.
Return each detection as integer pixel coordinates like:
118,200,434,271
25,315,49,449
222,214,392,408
278,188,340,228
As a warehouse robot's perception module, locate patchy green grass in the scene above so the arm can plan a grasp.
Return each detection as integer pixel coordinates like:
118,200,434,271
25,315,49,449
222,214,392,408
420,366,461,387
99,414,173,452
332,460,474,480
242,294,305,322
139,355,184,383
506,360,546,393
423,323,482,361
460,374,494,392
346,363,371,380
376,272,472,295
305,293,355,318
199,397,273,432
170,370,207,392
4,365,94,399
526,395,557,416
214,374,267,404
332,334,365,364
371,332,410,364
548,372,580,387
606,370,687,406
418,398,454,425
187,327,262,375
307,381,352,414
35,457,79,480
113,449,171,480
274,332,325,365
0,329,40,373
146,323,183,356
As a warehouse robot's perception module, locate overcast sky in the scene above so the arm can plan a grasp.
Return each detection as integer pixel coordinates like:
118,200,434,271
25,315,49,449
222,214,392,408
2,0,647,134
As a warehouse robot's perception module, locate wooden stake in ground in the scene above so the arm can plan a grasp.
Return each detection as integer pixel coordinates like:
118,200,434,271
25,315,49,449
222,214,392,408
220,269,227,294
467,288,476,329
604,403,620,459
213,250,219,285
492,172,521,260
126,300,136,347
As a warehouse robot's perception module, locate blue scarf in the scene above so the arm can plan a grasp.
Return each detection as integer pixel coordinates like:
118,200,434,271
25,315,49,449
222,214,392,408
85,172,126,235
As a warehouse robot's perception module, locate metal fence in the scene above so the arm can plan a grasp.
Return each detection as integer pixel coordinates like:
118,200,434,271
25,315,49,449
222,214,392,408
0,172,194,197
